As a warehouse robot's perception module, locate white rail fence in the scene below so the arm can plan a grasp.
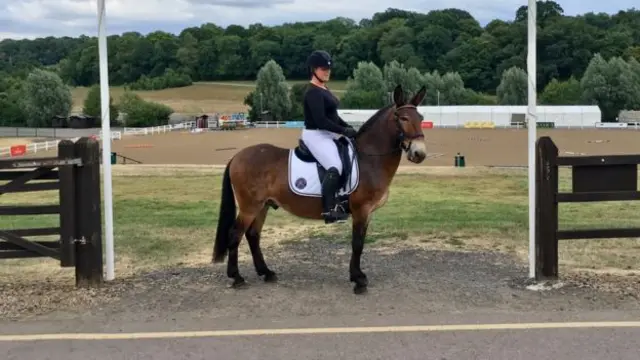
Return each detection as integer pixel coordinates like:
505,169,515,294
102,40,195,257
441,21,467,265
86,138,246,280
0,121,196,158
0,130,123,158
123,121,195,136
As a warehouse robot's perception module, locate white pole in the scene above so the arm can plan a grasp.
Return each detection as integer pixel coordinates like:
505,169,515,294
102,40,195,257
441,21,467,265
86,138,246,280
97,0,115,281
527,0,537,279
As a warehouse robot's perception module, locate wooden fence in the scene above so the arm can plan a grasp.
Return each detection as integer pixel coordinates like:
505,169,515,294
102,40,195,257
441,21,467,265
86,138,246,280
0,137,103,287
535,136,640,280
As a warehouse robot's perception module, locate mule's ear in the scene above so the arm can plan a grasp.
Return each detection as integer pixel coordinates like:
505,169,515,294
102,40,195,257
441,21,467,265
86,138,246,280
393,84,404,106
410,85,427,106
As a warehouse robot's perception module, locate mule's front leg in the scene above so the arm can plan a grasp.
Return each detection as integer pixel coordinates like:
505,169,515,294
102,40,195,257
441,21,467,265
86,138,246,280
350,215,370,294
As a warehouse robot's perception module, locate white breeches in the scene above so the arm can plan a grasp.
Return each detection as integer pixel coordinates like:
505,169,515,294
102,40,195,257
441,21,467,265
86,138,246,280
301,128,343,175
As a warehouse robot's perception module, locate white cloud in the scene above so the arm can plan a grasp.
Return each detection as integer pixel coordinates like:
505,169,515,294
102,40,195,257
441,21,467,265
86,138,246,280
0,0,635,40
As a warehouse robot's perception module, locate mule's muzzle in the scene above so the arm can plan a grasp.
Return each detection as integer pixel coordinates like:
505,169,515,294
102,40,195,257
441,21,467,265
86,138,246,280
407,141,427,163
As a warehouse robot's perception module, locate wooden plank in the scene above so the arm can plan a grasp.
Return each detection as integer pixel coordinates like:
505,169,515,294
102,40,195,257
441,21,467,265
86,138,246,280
572,164,637,192
0,170,59,181
557,191,640,202
0,157,82,169
557,154,640,166
0,230,60,259
0,251,49,259
0,181,59,195
0,166,55,196
4,227,60,237
0,240,59,251
557,228,640,240
74,138,104,287
535,136,559,280
58,139,77,267
0,205,59,215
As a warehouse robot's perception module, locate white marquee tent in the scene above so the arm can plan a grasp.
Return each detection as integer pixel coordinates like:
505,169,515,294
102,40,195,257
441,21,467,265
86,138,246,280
338,105,602,128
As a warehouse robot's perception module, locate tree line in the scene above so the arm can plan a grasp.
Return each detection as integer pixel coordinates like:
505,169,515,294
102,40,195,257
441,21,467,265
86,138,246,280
246,53,640,123
0,68,174,127
0,1,638,95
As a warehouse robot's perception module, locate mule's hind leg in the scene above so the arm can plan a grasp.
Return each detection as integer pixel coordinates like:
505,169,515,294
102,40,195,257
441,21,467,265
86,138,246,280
245,205,277,282
227,211,258,288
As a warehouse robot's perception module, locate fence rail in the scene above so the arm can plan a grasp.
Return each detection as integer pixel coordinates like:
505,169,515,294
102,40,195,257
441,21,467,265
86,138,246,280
0,131,122,159
123,121,195,136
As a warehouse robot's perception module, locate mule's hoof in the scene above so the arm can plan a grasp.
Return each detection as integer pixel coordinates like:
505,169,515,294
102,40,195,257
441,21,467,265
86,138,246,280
231,277,247,288
353,283,368,295
264,272,278,283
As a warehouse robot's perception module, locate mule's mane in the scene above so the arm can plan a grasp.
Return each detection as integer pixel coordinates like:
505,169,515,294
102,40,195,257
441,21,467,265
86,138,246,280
355,102,394,137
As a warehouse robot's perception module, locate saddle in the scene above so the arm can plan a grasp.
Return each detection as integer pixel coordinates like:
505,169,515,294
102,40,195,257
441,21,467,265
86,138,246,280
294,136,354,193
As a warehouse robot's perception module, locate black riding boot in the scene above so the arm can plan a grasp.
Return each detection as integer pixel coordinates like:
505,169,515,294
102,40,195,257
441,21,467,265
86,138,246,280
321,167,349,224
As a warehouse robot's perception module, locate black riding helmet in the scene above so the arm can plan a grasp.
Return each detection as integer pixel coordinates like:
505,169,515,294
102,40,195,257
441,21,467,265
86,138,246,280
306,50,332,70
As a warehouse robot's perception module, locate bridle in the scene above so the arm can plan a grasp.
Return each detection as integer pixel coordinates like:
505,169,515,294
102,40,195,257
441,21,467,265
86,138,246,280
354,104,425,157
394,104,425,152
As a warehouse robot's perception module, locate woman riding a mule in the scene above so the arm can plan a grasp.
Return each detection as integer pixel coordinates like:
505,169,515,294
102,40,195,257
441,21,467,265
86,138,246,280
301,50,357,223
212,52,428,293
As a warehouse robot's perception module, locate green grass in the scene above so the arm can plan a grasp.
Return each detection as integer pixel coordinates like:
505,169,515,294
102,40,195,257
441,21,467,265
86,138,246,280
3,168,640,281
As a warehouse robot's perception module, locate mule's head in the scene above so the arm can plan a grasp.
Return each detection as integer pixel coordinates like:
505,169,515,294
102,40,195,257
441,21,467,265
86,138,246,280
390,84,427,163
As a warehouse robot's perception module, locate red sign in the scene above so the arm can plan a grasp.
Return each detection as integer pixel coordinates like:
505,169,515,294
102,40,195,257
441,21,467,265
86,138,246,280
421,121,434,129
10,144,26,157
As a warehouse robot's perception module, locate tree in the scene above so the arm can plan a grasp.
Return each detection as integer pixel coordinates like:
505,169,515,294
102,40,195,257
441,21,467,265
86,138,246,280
629,58,640,83
21,68,72,127
0,73,27,126
288,83,308,120
382,60,423,101
496,66,527,105
625,46,640,62
581,54,640,121
340,61,387,109
83,84,119,125
423,70,474,105
540,77,582,105
253,60,291,122
118,91,174,127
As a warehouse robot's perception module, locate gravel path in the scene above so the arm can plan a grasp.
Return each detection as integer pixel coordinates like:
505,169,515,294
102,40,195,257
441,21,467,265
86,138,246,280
2,238,638,324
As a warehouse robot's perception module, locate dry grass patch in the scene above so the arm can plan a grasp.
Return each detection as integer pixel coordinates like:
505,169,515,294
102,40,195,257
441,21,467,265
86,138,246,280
70,80,348,114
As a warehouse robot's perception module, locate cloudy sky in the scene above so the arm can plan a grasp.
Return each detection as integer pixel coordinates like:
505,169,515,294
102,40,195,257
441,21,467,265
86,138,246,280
0,0,634,40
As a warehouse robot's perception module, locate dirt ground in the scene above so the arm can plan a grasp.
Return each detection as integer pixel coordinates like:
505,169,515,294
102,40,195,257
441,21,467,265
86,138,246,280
102,128,640,166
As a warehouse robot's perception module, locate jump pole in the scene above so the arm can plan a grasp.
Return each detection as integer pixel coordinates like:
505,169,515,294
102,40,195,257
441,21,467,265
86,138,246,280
97,0,115,281
527,0,537,279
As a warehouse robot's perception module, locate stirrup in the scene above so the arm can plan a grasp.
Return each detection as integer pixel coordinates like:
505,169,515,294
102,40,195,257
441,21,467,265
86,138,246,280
322,207,348,224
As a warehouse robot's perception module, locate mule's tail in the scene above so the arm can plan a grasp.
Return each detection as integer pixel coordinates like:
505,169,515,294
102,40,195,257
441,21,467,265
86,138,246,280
213,158,236,263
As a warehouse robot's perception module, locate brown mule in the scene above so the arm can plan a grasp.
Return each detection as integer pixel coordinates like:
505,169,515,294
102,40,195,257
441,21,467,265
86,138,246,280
212,84,428,294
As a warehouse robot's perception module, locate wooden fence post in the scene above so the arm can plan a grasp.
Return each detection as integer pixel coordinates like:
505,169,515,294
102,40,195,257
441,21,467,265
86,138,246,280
74,137,104,287
535,136,559,280
58,140,76,267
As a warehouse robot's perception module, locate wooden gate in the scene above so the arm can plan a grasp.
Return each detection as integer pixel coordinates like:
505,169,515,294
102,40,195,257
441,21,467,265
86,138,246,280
0,138,103,287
